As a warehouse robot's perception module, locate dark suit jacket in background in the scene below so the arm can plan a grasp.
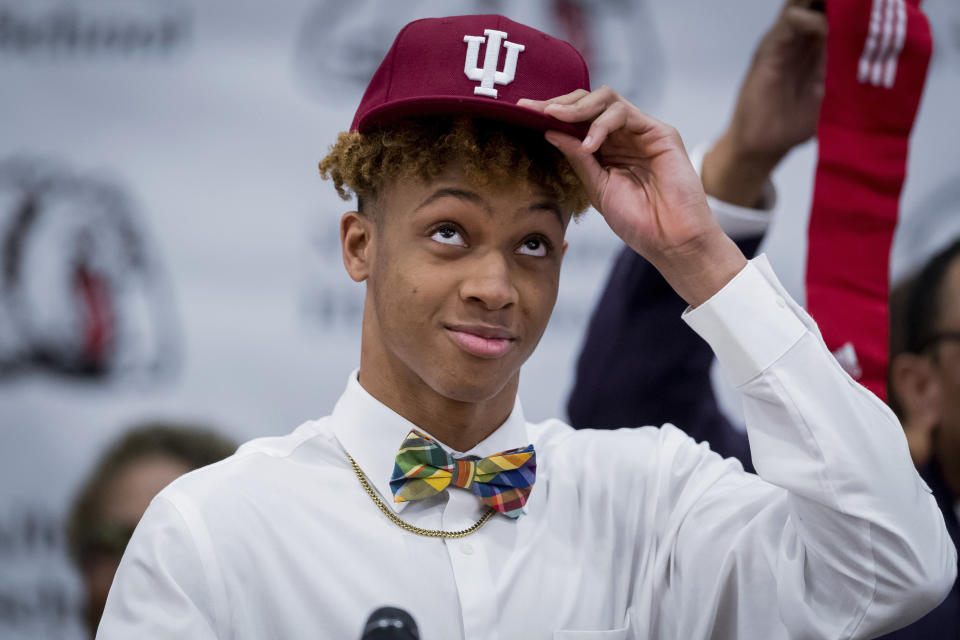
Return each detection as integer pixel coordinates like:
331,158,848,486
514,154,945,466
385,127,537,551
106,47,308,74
566,236,762,471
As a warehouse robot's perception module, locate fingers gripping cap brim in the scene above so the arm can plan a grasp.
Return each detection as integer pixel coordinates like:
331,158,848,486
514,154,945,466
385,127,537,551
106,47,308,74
349,14,591,139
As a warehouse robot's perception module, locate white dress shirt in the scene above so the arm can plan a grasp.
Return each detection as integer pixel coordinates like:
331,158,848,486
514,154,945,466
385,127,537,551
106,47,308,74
97,256,955,640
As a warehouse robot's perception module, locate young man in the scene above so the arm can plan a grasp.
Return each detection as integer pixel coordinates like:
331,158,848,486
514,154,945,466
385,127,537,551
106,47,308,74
97,15,954,639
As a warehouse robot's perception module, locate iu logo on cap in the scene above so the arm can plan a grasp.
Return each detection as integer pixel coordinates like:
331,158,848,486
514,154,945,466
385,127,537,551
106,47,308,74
463,29,525,99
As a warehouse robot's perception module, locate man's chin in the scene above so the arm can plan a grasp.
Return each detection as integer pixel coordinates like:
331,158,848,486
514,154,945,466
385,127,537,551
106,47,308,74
429,366,519,405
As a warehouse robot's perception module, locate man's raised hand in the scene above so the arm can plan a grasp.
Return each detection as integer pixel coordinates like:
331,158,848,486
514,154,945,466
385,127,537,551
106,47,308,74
520,88,747,308
703,0,827,207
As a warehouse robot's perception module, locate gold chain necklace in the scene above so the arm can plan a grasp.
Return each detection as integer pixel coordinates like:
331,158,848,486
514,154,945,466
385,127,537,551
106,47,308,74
347,453,495,539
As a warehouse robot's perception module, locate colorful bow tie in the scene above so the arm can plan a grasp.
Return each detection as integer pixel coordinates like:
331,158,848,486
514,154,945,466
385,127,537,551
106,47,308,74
389,429,536,519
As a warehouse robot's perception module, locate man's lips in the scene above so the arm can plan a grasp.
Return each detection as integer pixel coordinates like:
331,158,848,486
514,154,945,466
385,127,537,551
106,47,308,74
445,324,517,358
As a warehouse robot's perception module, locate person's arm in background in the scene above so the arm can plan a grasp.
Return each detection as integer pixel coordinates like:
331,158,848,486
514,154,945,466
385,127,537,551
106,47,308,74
566,0,826,468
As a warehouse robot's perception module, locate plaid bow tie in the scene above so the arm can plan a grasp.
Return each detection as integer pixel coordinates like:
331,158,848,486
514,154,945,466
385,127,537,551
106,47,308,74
389,429,536,519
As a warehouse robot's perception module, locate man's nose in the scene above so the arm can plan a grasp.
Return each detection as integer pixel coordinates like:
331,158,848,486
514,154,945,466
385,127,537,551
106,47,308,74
459,249,519,311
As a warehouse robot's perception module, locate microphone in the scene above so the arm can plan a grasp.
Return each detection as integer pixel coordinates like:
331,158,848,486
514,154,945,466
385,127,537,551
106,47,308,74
360,606,420,640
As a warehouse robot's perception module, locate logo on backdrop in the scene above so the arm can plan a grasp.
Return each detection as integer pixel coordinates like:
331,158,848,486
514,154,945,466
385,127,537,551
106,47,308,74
463,29,525,98
0,502,74,633
0,157,179,381
0,0,190,59
293,0,663,107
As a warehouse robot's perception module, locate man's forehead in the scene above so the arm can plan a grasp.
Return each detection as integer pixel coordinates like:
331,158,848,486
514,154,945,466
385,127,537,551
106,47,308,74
398,170,565,217
367,170,568,233
420,184,568,229
430,167,558,200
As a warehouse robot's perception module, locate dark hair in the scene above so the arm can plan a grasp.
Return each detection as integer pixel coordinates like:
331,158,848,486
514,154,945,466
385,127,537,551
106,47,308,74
902,238,960,355
66,422,236,568
887,238,960,418
318,115,591,217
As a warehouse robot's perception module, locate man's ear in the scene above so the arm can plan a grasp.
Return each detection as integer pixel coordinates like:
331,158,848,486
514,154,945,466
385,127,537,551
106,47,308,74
341,211,375,283
890,352,943,429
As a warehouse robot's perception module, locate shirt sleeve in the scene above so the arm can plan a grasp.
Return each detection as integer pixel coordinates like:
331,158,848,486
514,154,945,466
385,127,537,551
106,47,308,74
651,255,956,639
96,493,222,639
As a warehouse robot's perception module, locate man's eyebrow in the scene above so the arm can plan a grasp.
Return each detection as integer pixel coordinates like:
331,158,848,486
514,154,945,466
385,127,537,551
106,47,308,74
529,201,566,230
415,189,566,228
415,188,486,212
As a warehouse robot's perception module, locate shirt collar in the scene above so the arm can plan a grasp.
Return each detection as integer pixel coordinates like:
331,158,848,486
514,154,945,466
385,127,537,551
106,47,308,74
330,370,529,514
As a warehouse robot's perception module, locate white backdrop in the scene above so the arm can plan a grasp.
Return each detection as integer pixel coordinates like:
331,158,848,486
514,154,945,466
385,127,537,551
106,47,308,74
1,1,958,638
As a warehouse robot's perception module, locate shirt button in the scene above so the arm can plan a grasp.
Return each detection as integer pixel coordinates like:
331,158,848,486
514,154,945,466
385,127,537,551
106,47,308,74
775,296,787,308
461,542,474,555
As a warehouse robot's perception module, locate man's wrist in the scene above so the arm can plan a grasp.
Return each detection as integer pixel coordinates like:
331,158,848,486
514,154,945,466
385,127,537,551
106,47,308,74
702,132,784,208
682,254,808,388
653,229,748,308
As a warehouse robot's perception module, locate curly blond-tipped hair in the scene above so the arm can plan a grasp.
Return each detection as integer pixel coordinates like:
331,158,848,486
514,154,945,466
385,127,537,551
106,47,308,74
318,116,591,217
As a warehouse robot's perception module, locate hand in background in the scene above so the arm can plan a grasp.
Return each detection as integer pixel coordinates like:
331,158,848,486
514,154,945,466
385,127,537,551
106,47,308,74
703,0,827,207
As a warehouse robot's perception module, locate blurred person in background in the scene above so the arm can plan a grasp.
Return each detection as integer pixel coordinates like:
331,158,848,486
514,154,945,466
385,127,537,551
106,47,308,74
889,271,927,467
67,423,236,637
889,239,960,471
568,0,827,469
883,237,960,638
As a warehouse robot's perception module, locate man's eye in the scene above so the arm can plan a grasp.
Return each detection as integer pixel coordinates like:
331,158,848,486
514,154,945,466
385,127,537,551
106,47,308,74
430,225,466,246
517,236,549,257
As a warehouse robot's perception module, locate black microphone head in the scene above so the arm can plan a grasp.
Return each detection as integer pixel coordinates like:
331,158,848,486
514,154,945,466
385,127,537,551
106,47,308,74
361,606,420,640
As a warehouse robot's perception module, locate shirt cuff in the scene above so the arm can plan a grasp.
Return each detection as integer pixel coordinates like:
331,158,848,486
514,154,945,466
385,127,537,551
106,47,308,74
689,141,776,240
682,254,807,387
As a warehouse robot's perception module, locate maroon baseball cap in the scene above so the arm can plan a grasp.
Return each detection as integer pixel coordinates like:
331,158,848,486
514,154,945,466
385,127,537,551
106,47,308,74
350,14,591,137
